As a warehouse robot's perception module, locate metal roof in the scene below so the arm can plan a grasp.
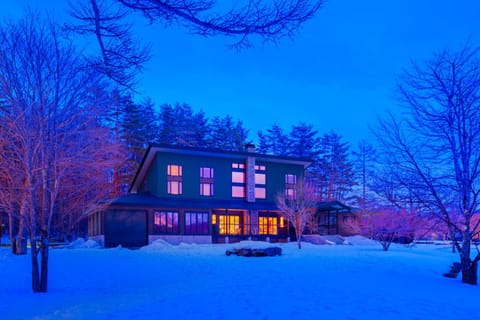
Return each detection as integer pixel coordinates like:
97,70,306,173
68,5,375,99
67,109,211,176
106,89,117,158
107,192,281,211
316,201,353,214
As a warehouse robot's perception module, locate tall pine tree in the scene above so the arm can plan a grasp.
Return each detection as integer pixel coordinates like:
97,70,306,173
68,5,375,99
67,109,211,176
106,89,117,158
257,124,290,155
206,115,249,151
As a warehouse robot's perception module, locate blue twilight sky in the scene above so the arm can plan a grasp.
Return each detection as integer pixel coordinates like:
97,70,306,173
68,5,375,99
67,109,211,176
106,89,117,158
1,1,480,147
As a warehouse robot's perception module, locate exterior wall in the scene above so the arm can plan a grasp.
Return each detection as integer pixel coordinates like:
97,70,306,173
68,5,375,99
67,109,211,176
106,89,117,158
316,212,360,236
263,161,304,202
142,154,159,193
141,151,306,203
149,235,212,245
146,152,234,200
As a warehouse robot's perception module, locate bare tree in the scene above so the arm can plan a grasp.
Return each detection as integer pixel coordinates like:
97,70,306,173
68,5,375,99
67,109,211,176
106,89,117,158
375,45,480,284
0,13,125,292
68,0,323,87
361,207,414,251
276,181,317,249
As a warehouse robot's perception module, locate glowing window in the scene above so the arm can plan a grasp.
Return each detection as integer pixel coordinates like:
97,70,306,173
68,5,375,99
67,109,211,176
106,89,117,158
232,172,245,183
168,181,182,195
259,216,278,235
259,217,268,235
168,165,182,176
167,164,183,195
232,163,245,169
153,211,179,234
200,183,214,196
218,215,241,235
200,167,214,179
232,186,245,198
255,173,266,185
255,187,266,199
285,188,296,200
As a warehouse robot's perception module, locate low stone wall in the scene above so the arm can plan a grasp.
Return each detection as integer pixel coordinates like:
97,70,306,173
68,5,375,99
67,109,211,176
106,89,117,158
149,235,212,245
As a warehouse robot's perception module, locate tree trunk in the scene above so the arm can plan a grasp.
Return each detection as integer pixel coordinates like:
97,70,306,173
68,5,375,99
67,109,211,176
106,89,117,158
30,237,41,292
8,211,14,246
40,229,49,292
461,260,478,285
16,219,27,255
296,230,302,249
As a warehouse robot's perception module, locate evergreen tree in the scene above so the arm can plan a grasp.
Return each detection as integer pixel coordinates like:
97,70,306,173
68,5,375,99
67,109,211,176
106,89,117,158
257,130,269,154
158,103,208,147
206,115,250,151
287,122,320,158
316,130,355,202
257,124,290,155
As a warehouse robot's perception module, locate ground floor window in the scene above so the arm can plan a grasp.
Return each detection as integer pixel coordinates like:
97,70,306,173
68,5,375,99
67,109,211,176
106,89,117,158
154,211,179,234
259,216,278,235
324,215,337,225
185,212,209,234
218,215,242,235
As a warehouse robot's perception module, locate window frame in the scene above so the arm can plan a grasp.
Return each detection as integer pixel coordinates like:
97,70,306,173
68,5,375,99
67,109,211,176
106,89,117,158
167,164,183,195
185,211,209,235
153,211,180,234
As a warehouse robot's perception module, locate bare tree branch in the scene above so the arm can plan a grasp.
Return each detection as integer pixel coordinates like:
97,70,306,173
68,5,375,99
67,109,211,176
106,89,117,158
67,0,322,87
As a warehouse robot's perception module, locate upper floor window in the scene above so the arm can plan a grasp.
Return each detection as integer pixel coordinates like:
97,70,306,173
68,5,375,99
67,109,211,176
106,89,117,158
255,164,266,199
285,174,296,185
232,163,245,169
167,164,182,195
168,164,182,177
200,167,214,196
255,187,266,199
255,173,266,185
285,174,297,200
200,167,214,179
232,163,246,198
232,186,245,198
200,183,214,196
232,171,245,183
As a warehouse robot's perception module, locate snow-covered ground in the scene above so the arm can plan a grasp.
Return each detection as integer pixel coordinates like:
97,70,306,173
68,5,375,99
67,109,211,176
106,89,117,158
0,237,478,320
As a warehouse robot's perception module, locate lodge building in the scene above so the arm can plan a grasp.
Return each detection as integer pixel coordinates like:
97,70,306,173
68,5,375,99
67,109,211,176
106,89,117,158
88,144,357,247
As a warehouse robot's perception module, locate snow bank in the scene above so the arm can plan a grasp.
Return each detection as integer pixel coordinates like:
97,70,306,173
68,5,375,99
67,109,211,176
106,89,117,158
139,238,173,252
66,238,100,249
344,235,377,246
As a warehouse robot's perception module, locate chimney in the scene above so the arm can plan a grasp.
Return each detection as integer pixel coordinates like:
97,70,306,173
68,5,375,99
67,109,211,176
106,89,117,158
245,143,255,153
245,144,256,202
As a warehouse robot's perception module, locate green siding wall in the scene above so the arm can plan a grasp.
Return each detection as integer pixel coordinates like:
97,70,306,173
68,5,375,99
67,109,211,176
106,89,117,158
263,161,304,201
142,151,305,202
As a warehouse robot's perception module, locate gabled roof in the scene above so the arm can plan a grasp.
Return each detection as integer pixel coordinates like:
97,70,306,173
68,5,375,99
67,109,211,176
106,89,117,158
129,144,312,193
